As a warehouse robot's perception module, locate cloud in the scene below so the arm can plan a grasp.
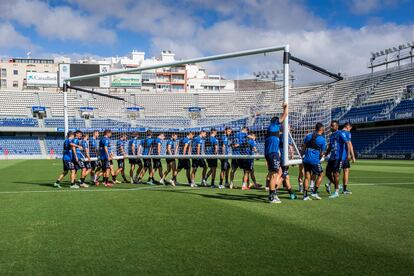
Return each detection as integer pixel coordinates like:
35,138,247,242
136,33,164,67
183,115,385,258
348,0,406,15
0,23,32,51
0,0,116,44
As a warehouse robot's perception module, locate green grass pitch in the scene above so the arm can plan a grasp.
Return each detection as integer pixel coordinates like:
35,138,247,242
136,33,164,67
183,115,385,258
0,159,413,275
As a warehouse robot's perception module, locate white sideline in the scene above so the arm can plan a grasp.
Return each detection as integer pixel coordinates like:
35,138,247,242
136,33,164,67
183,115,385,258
0,185,165,195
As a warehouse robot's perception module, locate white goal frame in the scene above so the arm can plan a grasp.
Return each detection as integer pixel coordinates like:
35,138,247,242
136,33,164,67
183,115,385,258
63,45,303,166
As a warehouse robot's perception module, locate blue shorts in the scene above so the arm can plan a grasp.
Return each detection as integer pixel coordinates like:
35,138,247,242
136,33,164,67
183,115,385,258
84,161,91,170
342,160,351,169
74,160,85,170
152,159,162,169
220,159,230,171
265,153,280,172
281,166,289,179
63,160,75,171
207,159,218,168
144,158,152,169
90,160,99,170
326,159,343,175
304,163,323,176
243,159,254,171
192,158,206,168
117,159,125,169
231,159,244,170
101,159,111,170
178,159,190,170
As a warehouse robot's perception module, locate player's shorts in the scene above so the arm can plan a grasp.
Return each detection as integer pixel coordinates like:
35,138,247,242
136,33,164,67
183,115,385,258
304,162,323,176
220,159,230,171
177,159,190,170
207,159,218,168
326,159,343,175
192,158,206,168
281,166,289,179
100,159,111,170
166,158,175,165
74,160,85,170
90,160,99,170
84,161,92,170
117,159,125,169
342,160,351,169
152,159,162,169
63,160,75,171
231,159,244,170
129,158,137,165
265,153,280,172
243,159,254,171
109,160,113,166
144,158,152,169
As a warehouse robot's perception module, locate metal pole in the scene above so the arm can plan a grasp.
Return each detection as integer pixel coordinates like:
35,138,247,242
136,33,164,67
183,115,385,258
283,44,290,166
63,83,69,136
64,45,287,83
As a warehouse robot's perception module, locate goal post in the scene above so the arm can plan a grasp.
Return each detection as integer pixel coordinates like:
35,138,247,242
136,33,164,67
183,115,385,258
62,45,339,166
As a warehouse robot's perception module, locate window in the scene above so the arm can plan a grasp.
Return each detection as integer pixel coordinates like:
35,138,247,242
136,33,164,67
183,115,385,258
1,68,6,77
13,69,18,75
1,79,6,88
13,81,18,87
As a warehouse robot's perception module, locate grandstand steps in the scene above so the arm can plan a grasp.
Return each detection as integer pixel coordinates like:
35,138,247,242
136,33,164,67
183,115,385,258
363,131,397,154
38,136,47,156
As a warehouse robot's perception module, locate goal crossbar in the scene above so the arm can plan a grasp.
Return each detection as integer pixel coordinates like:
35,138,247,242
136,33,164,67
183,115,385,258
64,45,287,83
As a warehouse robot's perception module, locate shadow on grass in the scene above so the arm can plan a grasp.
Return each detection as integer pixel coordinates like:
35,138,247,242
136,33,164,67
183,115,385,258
148,186,298,203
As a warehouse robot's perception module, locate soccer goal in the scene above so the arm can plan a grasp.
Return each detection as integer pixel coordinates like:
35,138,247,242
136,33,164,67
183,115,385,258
61,45,341,166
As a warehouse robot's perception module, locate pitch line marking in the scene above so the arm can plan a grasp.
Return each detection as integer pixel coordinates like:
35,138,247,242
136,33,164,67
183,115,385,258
0,185,166,195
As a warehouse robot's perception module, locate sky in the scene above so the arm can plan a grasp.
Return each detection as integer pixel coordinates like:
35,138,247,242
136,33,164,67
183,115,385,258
0,0,413,82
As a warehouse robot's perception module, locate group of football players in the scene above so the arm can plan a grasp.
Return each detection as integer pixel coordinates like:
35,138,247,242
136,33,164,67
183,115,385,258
54,103,355,204
54,127,260,190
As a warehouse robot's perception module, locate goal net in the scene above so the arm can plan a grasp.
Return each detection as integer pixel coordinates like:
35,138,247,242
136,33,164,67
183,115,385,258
61,46,337,165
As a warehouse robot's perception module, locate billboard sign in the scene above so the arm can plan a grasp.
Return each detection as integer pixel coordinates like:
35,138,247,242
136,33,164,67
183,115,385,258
111,74,142,87
27,72,57,86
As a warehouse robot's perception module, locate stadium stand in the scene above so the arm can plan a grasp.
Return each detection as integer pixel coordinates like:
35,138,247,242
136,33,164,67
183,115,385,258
0,136,41,155
0,63,413,159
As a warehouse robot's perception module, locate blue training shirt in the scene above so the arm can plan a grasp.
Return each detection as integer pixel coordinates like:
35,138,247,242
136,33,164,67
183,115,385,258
303,132,326,165
178,137,191,155
233,132,247,155
89,137,98,158
151,137,162,155
166,139,177,155
99,137,111,160
81,140,89,158
191,136,204,155
329,130,349,161
219,134,230,155
205,136,218,155
265,122,281,155
116,139,126,156
72,137,84,160
62,138,73,161
246,139,257,155
128,138,137,155
141,137,153,155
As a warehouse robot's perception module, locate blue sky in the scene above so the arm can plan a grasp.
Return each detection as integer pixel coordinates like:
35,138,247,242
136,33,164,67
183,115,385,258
0,0,413,79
